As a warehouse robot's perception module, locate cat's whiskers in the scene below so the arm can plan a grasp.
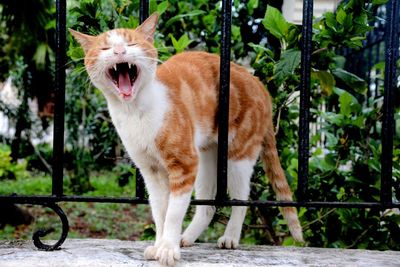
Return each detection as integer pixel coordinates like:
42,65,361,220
71,66,89,76
61,59,83,69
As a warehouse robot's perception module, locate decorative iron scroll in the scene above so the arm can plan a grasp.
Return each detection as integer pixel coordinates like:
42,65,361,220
32,203,69,251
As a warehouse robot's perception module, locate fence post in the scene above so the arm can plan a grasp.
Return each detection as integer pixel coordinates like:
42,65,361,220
52,0,67,197
135,0,150,200
381,0,399,205
297,0,313,201
216,0,232,202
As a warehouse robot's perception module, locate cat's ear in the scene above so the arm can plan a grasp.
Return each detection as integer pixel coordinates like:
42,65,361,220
69,29,96,53
135,12,158,43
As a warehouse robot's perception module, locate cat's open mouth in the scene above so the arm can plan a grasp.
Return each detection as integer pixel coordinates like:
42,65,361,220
108,62,139,98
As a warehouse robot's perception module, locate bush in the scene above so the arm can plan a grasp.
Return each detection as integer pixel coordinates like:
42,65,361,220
0,145,27,180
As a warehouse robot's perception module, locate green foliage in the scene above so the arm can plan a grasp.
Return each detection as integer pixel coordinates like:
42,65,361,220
0,145,27,180
0,0,56,166
313,0,373,49
311,70,335,95
0,173,51,196
274,49,301,85
262,6,290,41
170,33,193,53
256,1,400,250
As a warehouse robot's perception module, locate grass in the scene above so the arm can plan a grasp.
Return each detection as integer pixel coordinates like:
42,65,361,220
0,172,153,241
0,173,52,196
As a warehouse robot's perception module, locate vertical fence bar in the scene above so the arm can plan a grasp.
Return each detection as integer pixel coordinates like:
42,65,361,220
139,0,149,23
135,0,150,200
135,169,145,199
297,0,313,201
380,0,399,205
52,0,67,197
216,0,232,201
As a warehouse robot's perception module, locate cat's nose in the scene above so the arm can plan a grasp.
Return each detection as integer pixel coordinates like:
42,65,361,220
113,44,126,55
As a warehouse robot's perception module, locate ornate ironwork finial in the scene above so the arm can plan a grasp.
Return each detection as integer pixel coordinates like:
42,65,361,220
32,203,69,251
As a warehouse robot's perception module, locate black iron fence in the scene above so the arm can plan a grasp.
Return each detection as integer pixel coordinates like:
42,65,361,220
0,0,399,251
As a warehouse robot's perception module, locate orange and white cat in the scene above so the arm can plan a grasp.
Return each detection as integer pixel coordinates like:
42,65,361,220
71,13,303,266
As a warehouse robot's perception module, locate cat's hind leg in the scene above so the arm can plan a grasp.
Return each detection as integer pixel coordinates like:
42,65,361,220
181,146,217,247
217,158,256,249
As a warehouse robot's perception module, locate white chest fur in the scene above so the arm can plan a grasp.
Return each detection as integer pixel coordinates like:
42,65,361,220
106,79,169,168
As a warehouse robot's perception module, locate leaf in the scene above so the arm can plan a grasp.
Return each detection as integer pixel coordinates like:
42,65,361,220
149,0,157,14
247,0,259,14
353,24,373,35
333,56,346,69
372,62,385,72
169,33,193,53
372,0,388,5
332,68,367,93
202,13,216,31
323,112,345,126
336,9,347,25
287,25,301,45
232,25,241,39
248,43,272,54
157,1,169,16
325,12,337,30
312,70,336,95
274,49,301,85
262,5,290,40
178,34,192,50
119,16,139,28
33,43,48,70
354,13,368,25
351,116,365,128
68,46,85,61
45,20,56,30
165,10,206,28
342,13,353,31
339,91,353,116
282,236,295,246
248,0,259,9
345,39,363,49
351,36,365,42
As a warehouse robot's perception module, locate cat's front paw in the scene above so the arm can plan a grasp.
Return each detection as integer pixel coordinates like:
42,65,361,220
217,235,239,249
144,245,158,260
155,240,180,266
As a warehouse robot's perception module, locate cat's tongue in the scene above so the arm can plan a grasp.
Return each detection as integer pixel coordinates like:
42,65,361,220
118,71,132,96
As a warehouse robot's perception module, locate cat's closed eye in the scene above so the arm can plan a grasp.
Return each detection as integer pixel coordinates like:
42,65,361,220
101,46,111,50
127,43,137,47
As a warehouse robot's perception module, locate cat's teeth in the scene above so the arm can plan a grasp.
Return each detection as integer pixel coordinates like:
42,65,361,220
128,63,132,69
113,65,117,71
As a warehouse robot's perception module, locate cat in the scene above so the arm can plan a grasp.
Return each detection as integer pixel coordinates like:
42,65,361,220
71,13,303,266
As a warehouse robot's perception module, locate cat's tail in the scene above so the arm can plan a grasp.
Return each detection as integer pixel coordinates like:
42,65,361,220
261,128,304,242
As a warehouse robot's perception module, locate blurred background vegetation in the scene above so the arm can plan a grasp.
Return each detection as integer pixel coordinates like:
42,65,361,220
0,0,399,250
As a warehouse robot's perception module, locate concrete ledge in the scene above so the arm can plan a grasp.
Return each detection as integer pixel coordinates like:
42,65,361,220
1,239,399,267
